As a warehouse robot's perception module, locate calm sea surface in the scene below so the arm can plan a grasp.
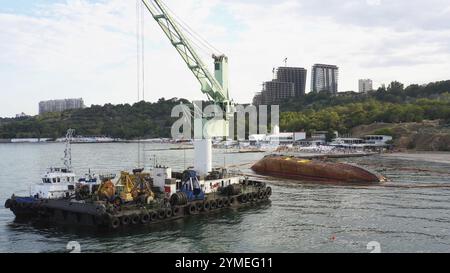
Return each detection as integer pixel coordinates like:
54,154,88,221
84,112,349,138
0,143,449,253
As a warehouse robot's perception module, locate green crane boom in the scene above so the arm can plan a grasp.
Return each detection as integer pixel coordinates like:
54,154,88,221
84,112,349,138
141,0,231,107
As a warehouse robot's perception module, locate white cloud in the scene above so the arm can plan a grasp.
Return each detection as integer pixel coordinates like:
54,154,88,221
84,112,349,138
0,0,450,117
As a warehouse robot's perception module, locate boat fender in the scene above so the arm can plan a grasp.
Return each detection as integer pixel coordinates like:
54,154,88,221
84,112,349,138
131,214,140,225
252,192,258,200
158,209,166,219
195,202,203,211
223,198,230,207
188,203,197,215
210,200,217,210
265,187,272,197
258,191,264,199
239,194,247,203
150,211,158,221
165,208,173,218
229,197,235,205
110,217,120,229
217,199,224,208
141,213,150,224
202,201,210,211
172,206,180,216
246,193,253,202
121,215,130,225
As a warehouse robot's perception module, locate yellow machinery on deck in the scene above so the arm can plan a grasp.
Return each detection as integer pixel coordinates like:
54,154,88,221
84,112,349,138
97,171,154,205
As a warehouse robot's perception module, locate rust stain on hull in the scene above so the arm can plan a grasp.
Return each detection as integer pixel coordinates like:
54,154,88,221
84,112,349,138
251,155,386,184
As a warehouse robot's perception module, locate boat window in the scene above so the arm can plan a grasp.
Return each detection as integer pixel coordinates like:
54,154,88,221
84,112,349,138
53,178,56,183
57,178,60,183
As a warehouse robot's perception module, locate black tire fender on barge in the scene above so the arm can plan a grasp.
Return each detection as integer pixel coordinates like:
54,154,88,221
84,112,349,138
217,199,224,208
238,194,248,203
158,209,166,219
150,211,158,221
252,192,258,201
246,193,253,202
195,202,203,211
258,190,264,199
110,217,120,229
165,208,173,218
266,187,272,198
172,206,181,216
210,200,217,210
202,201,210,212
187,203,197,215
140,213,150,224
131,214,140,225
223,198,230,207
121,215,130,225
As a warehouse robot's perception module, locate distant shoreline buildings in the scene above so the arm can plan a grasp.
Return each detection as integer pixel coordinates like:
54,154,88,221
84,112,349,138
358,79,373,93
253,67,307,106
39,98,85,114
311,64,339,94
253,63,339,105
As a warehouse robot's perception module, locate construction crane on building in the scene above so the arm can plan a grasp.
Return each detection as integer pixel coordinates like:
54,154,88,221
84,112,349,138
141,0,235,175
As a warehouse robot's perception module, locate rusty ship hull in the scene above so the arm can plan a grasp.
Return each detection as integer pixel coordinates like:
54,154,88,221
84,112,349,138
251,155,385,184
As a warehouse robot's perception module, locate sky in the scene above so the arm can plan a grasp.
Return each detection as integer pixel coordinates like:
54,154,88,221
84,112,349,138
1,0,450,117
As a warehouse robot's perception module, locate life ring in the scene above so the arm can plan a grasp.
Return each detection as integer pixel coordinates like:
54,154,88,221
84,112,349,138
121,215,130,225
141,213,150,224
131,214,140,225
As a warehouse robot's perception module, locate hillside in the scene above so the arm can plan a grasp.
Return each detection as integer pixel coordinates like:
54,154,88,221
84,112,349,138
0,98,189,139
352,120,450,151
280,80,450,136
1,80,450,150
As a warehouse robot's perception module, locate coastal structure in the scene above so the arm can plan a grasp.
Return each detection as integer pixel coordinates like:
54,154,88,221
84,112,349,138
39,98,85,114
276,67,307,97
311,64,339,94
252,66,307,106
359,79,373,93
15,112,29,118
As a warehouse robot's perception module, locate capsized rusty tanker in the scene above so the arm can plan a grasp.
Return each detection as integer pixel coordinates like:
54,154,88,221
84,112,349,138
251,155,386,184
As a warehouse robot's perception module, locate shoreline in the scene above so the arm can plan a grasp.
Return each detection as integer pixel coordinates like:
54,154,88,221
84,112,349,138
380,152,450,164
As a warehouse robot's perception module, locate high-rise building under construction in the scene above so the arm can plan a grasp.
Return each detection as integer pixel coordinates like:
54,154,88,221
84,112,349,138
311,64,339,94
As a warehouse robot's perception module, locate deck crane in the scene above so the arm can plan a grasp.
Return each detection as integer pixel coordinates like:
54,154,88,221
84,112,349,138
141,0,235,175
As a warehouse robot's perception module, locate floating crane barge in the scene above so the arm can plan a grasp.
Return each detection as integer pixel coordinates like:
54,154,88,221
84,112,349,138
4,0,273,230
5,168,271,230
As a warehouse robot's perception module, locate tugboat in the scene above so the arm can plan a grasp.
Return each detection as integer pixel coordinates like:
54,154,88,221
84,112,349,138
4,129,272,230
